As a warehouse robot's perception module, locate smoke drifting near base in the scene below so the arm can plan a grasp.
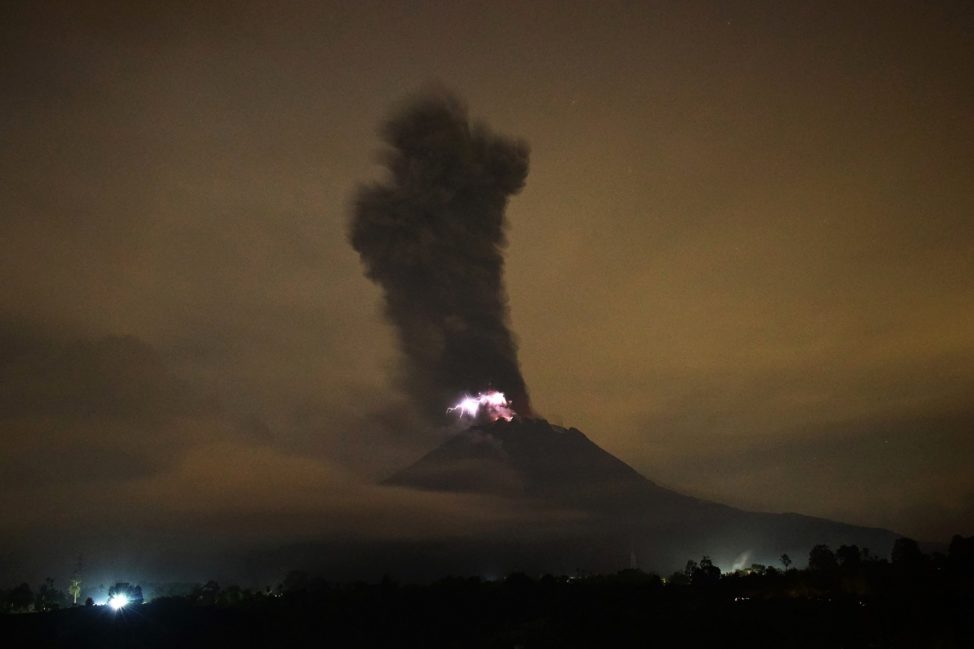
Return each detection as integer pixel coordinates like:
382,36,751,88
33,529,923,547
350,91,533,423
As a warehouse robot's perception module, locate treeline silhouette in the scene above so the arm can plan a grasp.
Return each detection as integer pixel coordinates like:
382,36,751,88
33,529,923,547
1,535,972,648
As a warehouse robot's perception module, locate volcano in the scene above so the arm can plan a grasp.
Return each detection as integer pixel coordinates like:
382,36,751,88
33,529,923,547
386,417,898,573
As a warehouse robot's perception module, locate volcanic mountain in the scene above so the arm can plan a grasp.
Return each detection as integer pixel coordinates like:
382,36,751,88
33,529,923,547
386,417,898,573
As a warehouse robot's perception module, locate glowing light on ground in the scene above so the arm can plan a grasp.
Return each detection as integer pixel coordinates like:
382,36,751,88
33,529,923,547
447,391,515,422
731,551,752,572
108,593,129,610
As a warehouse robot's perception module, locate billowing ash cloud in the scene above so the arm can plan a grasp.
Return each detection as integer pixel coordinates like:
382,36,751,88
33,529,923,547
350,91,533,422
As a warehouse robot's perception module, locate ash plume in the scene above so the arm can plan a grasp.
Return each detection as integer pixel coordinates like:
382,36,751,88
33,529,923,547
350,91,533,422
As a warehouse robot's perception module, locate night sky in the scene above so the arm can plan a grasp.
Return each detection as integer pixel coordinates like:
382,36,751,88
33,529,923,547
2,1,972,583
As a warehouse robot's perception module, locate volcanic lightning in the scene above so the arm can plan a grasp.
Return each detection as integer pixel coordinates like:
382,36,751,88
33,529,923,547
448,391,515,422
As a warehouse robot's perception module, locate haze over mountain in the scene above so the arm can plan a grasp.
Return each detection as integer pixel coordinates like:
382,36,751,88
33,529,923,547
2,2,971,589
385,417,898,574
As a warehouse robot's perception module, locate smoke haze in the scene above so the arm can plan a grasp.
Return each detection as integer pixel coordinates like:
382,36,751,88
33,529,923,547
1,1,973,585
351,91,533,421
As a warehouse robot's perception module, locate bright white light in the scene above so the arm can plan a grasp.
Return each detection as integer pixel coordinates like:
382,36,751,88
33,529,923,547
108,593,129,610
447,391,515,422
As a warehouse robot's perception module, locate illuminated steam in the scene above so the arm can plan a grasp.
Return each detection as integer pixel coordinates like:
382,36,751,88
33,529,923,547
350,90,533,422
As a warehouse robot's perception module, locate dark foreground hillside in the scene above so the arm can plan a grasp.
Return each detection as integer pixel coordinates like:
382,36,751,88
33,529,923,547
3,540,973,649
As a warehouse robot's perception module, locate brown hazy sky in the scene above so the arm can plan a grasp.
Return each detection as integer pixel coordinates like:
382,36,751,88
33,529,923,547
2,1,972,581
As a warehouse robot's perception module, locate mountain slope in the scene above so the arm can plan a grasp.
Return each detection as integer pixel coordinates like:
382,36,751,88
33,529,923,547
386,417,898,572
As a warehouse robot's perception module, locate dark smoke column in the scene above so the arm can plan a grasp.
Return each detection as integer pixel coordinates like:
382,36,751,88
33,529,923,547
350,91,533,422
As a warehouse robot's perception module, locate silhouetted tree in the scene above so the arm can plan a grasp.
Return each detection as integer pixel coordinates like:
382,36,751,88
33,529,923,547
667,571,689,586
8,583,33,612
68,555,82,605
192,580,221,606
84,597,94,607
780,553,792,570
690,556,721,586
504,572,534,589
836,544,861,569
67,576,81,606
808,545,838,572
219,585,246,606
948,535,973,571
279,570,309,594
930,551,948,572
35,577,66,611
891,537,924,567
